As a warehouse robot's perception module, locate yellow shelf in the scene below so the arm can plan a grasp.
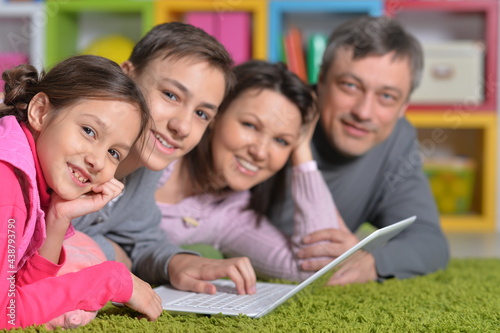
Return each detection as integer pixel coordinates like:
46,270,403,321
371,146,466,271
407,112,497,232
154,0,267,60
440,215,496,232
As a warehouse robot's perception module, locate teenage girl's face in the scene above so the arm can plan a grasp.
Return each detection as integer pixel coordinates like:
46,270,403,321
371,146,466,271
33,98,141,200
211,88,302,191
123,56,226,171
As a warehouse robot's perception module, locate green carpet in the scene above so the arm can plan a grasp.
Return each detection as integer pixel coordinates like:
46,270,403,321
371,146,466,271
6,259,500,332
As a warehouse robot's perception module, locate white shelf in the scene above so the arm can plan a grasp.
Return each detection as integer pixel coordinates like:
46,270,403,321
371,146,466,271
0,2,45,70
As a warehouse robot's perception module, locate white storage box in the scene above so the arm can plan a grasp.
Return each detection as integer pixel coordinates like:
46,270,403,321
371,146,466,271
411,41,485,104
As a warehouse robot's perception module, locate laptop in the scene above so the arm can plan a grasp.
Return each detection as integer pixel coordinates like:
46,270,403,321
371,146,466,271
154,216,416,318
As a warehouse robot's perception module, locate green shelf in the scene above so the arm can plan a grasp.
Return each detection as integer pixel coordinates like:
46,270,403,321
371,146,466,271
45,0,153,67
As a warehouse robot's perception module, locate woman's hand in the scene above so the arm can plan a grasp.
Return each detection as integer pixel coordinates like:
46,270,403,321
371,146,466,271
291,109,319,166
168,254,257,295
125,273,163,321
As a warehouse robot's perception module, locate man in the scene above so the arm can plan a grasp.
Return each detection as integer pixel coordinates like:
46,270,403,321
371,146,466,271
269,16,449,284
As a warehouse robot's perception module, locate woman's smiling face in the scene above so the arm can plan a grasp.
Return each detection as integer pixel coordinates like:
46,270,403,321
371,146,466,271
210,88,302,191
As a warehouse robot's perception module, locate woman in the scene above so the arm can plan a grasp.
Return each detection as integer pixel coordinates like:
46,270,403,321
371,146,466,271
156,60,345,282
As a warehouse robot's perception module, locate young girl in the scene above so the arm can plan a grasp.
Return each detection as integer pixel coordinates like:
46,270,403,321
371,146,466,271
0,55,162,329
155,60,345,282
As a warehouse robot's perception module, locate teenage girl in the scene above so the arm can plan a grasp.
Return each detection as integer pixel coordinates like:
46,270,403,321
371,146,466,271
73,22,256,295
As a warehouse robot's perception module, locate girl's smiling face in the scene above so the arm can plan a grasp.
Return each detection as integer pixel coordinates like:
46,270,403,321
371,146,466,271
210,88,302,191
30,94,141,200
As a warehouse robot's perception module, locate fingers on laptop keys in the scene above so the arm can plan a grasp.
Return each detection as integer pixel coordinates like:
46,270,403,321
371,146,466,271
202,257,256,295
169,255,256,295
223,257,256,295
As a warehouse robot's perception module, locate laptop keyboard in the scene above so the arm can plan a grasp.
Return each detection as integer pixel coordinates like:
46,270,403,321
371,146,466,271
171,283,289,311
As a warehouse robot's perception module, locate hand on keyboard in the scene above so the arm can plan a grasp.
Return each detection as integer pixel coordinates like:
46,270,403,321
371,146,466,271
168,255,257,295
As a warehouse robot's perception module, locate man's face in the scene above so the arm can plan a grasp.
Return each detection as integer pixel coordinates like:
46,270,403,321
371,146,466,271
317,48,412,157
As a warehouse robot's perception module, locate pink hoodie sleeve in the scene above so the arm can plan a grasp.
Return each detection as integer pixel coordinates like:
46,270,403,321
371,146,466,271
0,161,66,288
16,249,66,286
0,162,133,329
2,261,132,329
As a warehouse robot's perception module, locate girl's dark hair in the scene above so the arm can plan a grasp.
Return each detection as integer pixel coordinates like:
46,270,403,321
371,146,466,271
1,55,151,148
128,22,235,96
184,60,316,222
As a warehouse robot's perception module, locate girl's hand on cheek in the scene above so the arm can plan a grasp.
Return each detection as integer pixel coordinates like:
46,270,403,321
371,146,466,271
87,178,125,213
49,178,124,222
42,180,123,264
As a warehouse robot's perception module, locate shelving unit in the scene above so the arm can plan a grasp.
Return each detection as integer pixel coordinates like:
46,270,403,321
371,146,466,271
268,1,383,63
386,0,498,112
407,113,497,232
0,2,45,71
154,0,267,61
1,0,497,231
44,0,154,67
386,0,498,231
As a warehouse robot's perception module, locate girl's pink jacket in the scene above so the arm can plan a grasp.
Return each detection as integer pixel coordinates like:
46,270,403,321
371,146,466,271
0,116,132,329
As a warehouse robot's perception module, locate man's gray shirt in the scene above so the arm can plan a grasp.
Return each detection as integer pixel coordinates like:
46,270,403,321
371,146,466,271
269,118,450,279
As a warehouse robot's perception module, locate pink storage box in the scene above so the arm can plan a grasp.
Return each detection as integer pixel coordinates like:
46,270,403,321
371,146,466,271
185,12,251,65
0,52,30,92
